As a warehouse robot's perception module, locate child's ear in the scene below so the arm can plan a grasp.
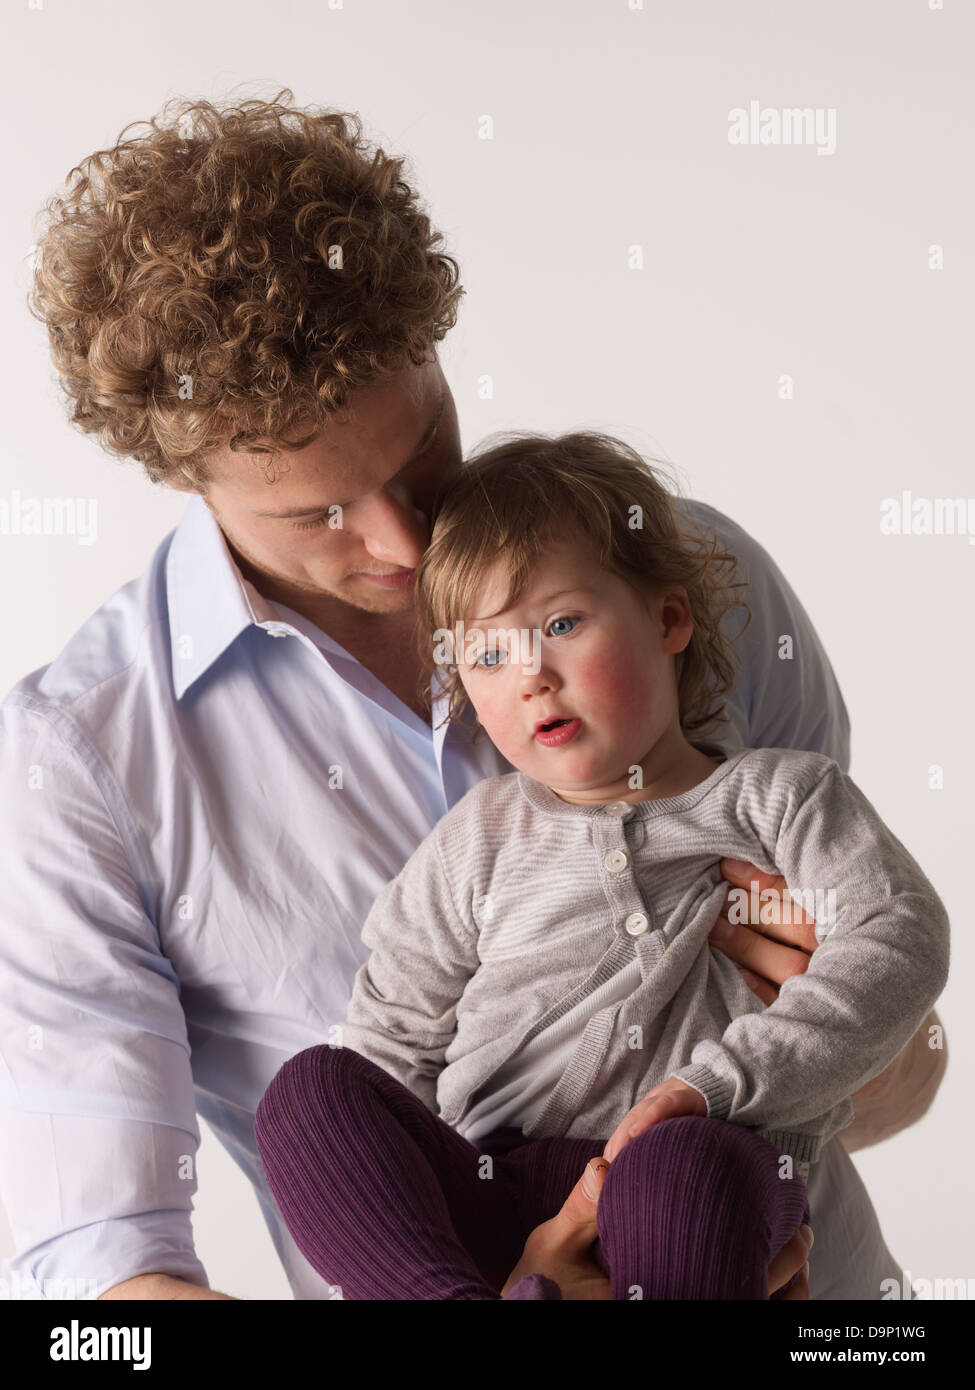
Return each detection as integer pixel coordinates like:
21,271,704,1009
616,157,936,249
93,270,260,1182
659,589,694,653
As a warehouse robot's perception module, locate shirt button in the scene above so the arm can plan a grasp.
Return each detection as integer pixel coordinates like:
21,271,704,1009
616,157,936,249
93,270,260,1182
604,800,632,817
624,911,649,936
603,849,629,873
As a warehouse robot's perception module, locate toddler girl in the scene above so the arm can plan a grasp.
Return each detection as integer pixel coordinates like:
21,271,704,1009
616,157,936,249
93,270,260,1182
255,431,949,1300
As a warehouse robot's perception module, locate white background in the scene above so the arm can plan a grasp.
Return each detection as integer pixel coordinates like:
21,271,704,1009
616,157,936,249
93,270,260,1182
0,0,970,1298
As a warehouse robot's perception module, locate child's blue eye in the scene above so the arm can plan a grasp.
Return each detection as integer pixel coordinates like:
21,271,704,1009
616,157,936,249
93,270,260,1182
476,649,504,669
547,616,578,637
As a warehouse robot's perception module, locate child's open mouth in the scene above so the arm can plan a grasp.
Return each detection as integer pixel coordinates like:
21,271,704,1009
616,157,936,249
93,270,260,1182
534,717,582,747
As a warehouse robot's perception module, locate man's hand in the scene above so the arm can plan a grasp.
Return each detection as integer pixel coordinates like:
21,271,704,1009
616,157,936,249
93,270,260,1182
601,1077,708,1164
500,1160,612,1300
710,858,817,1005
712,858,948,1150
500,1155,814,1299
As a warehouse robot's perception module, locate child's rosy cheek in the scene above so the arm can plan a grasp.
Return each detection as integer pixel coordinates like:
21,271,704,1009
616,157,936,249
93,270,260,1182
572,653,612,691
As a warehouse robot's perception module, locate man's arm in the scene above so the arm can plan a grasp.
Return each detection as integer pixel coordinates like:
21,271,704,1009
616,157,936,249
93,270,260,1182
712,862,949,1151
688,501,948,1143
674,755,950,1157
840,1005,948,1153
99,1273,235,1300
0,704,213,1299
678,499,852,769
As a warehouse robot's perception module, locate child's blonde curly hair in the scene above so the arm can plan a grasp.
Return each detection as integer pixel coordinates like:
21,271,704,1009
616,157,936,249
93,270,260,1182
412,431,752,742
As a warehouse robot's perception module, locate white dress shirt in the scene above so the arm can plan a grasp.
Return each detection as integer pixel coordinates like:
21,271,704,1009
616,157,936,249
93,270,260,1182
0,490,904,1299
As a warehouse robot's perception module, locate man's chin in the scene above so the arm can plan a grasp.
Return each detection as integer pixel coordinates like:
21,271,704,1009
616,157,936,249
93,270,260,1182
342,577,416,615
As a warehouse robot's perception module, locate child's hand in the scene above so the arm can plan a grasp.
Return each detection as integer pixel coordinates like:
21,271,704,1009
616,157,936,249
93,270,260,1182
602,1077,707,1163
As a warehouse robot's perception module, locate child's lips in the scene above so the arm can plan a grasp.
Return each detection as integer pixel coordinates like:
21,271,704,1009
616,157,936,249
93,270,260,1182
534,717,583,747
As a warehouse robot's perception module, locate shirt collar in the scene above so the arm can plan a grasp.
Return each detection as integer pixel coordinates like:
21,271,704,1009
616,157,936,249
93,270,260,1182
167,493,281,700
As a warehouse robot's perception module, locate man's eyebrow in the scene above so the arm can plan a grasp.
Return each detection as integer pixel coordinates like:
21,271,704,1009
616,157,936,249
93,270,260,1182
254,388,447,519
468,588,586,626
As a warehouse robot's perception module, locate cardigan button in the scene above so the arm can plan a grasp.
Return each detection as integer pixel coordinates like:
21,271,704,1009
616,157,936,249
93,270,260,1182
603,849,629,873
624,912,649,936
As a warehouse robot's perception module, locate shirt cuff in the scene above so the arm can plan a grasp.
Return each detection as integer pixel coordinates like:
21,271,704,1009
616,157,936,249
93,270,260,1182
3,1216,210,1300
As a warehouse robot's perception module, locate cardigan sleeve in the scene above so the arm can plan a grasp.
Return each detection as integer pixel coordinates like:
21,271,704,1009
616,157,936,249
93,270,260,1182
671,758,950,1163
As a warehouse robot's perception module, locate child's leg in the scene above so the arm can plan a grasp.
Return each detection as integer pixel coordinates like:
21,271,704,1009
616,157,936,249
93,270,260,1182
508,1118,808,1299
593,1115,811,1299
254,1044,526,1299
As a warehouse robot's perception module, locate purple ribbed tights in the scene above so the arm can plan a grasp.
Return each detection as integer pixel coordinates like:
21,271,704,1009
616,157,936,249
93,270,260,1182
254,1045,809,1300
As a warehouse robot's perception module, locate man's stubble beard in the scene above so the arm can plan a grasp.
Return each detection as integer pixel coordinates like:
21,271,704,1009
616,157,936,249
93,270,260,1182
215,511,416,626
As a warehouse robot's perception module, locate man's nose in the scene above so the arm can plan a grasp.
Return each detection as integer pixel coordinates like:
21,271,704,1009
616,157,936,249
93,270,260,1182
359,491,431,568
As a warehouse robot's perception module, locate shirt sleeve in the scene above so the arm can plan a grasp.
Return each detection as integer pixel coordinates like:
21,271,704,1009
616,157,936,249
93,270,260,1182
339,820,479,1113
0,703,209,1299
677,500,852,771
671,757,950,1161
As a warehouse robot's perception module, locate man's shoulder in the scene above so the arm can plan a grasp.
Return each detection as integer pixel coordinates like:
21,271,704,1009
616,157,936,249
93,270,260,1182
679,497,852,770
675,497,752,558
676,497,798,605
1,536,170,729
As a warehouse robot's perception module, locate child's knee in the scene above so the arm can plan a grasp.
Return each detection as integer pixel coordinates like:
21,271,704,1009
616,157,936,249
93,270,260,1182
601,1117,811,1256
258,1042,365,1123
604,1115,796,1205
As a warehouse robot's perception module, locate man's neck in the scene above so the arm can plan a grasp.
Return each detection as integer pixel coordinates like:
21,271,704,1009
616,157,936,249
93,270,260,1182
218,531,431,722
231,544,414,658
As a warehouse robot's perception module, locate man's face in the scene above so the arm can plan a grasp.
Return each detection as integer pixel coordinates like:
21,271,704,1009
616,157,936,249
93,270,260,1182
172,355,461,618
454,536,694,802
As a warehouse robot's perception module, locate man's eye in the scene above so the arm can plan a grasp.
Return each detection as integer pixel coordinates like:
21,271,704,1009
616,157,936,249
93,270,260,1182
291,513,331,532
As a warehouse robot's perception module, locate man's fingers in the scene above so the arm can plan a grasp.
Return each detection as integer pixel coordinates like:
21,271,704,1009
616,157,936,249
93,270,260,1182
716,893,819,943
552,1161,609,1238
734,963,779,1007
718,860,819,936
602,1130,624,1164
720,859,801,901
710,918,813,989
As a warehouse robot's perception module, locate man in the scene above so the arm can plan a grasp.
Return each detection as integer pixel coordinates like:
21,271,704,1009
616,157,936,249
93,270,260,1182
0,92,944,1301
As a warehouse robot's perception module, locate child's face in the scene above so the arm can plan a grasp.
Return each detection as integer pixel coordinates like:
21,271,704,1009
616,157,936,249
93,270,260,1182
454,536,695,802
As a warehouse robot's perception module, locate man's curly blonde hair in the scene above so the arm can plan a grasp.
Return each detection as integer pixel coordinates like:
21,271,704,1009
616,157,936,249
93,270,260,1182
413,432,752,741
27,89,463,489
